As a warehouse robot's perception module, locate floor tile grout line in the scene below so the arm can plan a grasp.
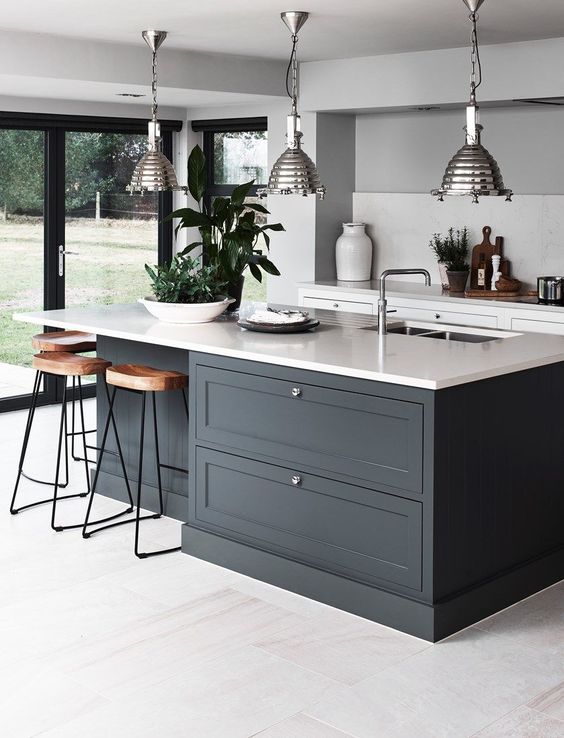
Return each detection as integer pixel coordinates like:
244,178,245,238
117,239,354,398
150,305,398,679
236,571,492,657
247,642,345,688
527,703,564,724
247,709,304,737
301,709,364,738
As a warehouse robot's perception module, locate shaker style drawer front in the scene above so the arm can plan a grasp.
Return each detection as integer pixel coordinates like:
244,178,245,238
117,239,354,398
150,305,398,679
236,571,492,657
510,317,564,336
195,366,423,493
194,448,423,591
387,303,498,329
302,296,374,315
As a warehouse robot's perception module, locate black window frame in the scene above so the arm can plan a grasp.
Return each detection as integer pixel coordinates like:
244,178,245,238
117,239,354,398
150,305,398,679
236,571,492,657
0,111,182,413
192,117,268,213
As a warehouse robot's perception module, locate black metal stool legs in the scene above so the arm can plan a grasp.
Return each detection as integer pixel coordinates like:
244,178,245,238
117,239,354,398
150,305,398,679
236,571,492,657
83,385,188,559
70,376,98,464
81,382,139,538
134,391,182,559
51,376,97,531
10,372,85,517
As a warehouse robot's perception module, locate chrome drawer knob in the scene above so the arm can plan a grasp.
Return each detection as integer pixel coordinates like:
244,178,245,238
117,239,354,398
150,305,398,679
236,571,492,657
435,313,441,319
291,387,302,397
291,475,302,486
333,302,339,308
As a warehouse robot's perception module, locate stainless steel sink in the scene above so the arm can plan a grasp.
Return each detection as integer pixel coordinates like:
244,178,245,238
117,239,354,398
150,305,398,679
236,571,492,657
419,330,498,344
386,326,433,336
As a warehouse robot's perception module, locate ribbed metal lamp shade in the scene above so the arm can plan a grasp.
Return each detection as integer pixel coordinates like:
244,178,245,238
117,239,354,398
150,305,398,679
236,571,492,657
129,148,179,193
267,145,324,197
434,138,511,199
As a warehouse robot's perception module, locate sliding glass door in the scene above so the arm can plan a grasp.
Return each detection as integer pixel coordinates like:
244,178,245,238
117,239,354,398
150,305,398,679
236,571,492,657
0,114,178,412
0,129,46,402
63,132,159,311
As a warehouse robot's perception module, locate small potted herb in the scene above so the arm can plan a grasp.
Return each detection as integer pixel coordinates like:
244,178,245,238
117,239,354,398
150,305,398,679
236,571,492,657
139,253,233,323
430,227,470,293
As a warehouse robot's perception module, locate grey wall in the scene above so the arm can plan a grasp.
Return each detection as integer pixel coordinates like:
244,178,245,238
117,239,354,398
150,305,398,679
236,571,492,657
315,113,356,281
356,105,564,195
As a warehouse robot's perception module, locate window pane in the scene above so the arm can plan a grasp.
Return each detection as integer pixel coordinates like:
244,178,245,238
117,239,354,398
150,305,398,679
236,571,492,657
213,131,267,185
0,129,45,398
64,132,158,310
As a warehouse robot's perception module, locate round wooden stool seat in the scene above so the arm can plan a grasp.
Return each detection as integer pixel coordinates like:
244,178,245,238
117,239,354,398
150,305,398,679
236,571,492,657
32,352,111,377
32,330,96,353
106,364,188,393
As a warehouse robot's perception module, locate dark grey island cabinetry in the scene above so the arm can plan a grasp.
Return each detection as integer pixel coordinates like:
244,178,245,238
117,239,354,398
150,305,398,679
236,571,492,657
15,305,564,642
185,352,564,642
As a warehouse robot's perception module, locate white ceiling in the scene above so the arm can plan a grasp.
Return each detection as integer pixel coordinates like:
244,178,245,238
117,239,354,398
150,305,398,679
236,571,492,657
2,0,564,61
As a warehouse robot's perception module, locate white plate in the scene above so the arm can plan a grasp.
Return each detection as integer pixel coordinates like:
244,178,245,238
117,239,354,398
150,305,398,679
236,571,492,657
138,296,235,324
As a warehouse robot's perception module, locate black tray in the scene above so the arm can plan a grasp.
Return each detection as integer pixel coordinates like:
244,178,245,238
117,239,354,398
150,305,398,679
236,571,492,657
237,318,320,334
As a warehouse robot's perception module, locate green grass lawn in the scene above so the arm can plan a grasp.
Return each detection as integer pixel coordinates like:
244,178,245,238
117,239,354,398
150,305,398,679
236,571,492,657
0,217,267,368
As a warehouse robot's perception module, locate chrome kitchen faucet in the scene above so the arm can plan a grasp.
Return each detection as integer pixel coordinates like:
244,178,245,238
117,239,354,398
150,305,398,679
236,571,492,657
378,269,432,335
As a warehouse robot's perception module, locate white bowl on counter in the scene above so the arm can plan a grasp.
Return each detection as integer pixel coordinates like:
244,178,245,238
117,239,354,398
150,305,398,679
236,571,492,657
138,296,235,324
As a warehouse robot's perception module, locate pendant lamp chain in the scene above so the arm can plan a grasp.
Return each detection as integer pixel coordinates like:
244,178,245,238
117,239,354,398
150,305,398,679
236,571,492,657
151,46,159,122
469,11,482,104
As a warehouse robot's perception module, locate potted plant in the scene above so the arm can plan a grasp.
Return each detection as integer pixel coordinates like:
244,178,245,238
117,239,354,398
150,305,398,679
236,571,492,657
430,227,470,293
168,145,284,311
139,253,234,324
429,233,451,289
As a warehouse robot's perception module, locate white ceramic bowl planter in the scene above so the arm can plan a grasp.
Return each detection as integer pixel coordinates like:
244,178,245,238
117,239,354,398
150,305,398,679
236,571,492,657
138,296,235,324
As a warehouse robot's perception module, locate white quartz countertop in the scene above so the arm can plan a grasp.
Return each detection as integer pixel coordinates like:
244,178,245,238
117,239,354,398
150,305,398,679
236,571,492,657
14,302,564,390
299,279,562,312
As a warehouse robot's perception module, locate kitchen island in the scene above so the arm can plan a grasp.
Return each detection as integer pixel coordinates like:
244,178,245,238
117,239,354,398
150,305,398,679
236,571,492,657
15,303,564,641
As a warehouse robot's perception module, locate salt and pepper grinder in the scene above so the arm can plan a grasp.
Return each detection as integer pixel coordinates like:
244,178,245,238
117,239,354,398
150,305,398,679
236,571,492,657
491,254,502,291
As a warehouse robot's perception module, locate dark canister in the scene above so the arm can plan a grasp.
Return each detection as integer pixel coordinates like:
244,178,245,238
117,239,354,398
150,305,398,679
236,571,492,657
537,276,564,305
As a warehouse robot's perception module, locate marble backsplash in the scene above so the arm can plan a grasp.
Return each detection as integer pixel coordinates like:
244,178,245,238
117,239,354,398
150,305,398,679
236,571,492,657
353,193,564,290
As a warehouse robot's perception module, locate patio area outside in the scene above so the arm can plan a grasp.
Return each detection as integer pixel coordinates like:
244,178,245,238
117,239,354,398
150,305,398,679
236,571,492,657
0,216,267,400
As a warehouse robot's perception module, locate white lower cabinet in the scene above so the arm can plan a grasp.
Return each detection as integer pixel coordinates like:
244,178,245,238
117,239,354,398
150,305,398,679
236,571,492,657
298,287,564,335
298,289,498,328
386,301,499,329
301,295,374,315
509,312,564,335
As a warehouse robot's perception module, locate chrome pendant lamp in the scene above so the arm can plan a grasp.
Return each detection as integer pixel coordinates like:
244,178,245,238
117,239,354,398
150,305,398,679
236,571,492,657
431,0,512,204
128,31,184,194
259,11,325,199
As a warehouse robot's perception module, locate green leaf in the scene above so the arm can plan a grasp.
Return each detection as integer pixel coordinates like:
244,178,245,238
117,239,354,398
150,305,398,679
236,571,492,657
248,262,262,282
257,257,280,276
261,223,285,232
230,180,255,206
171,207,212,229
180,241,202,256
187,145,207,203
244,202,270,214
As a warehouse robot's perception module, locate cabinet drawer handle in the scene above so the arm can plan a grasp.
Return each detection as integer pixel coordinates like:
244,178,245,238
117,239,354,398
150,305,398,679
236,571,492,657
333,302,340,308
291,387,302,397
435,313,441,319
291,475,302,486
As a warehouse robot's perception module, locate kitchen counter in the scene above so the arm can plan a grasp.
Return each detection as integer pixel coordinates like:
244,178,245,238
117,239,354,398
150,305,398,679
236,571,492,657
14,302,564,390
14,302,564,642
299,278,559,310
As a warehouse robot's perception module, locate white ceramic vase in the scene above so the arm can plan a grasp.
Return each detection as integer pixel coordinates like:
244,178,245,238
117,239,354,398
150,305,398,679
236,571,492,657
335,223,373,281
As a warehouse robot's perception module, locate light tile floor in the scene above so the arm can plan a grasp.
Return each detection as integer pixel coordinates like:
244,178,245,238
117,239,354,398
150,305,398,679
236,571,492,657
0,401,563,737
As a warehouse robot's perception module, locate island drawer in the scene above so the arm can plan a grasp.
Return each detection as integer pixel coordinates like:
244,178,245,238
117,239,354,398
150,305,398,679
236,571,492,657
195,365,424,493
193,447,423,591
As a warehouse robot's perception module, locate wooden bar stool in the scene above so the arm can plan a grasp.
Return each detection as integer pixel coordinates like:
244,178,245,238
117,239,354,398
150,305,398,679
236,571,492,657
32,330,98,466
10,352,133,533
82,364,189,559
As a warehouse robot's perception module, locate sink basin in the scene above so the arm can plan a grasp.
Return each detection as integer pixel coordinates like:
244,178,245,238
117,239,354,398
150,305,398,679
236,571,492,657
386,326,432,336
419,330,498,344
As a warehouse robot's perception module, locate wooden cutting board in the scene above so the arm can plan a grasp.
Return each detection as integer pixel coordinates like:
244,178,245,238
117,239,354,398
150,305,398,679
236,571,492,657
469,226,509,290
